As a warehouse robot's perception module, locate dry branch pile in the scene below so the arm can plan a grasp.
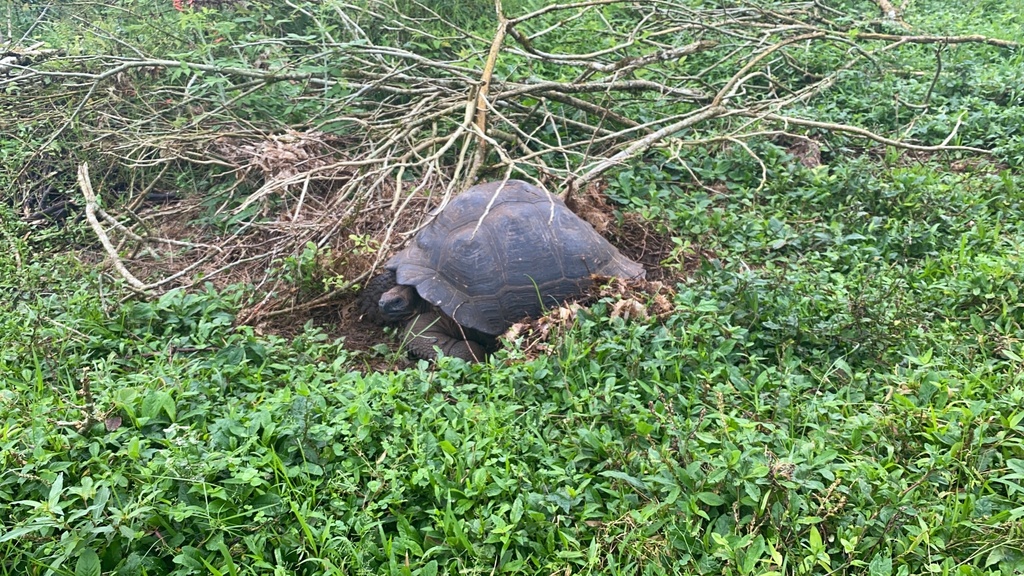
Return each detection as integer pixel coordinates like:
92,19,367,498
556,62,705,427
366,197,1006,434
2,0,1016,322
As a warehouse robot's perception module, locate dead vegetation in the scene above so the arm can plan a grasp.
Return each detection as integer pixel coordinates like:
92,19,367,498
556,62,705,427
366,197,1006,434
503,276,677,362
2,0,1017,354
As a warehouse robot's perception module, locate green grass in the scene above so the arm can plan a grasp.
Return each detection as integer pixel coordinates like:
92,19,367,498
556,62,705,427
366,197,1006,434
3,0,1024,574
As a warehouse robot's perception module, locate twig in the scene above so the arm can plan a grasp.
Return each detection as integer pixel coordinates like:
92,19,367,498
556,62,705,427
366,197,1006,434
571,105,729,192
77,163,151,295
467,3,510,186
507,0,632,26
726,136,768,193
713,33,827,107
939,111,967,147
747,112,991,154
855,33,1019,49
920,45,943,110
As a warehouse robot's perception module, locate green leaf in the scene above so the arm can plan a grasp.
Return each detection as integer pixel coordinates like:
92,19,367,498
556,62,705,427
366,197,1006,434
0,525,45,543
970,315,986,333
600,470,647,491
741,536,765,575
696,492,725,506
868,553,892,576
994,478,1024,496
510,497,524,524
1009,412,1024,430
142,390,174,420
1009,459,1024,475
75,549,101,576
635,419,656,435
48,473,64,509
809,525,823,550
748,535,766,562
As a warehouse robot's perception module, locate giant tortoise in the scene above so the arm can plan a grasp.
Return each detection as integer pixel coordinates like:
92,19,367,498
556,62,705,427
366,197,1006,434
360,179,645,361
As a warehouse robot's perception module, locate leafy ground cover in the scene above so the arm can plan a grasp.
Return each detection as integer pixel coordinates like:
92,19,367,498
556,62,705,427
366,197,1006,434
2,0,1024,575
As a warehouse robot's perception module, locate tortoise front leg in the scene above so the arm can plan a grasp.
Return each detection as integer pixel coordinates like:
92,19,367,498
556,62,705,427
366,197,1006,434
401,312,486,362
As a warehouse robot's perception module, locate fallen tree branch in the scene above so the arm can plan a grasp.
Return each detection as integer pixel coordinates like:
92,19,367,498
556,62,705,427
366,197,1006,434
77,163,150,295
571,105,729,192
467,2,510,187
744,112,992,154
873,0,900,19
855,33,1019,49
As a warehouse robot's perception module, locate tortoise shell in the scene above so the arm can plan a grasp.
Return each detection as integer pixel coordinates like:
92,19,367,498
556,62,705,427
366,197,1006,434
385,180,645,336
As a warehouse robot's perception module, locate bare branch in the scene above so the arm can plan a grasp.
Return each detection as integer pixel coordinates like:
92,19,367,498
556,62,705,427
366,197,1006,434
572,105,729,192
856,32,1019,49
77,163,151,295
746,112,992,154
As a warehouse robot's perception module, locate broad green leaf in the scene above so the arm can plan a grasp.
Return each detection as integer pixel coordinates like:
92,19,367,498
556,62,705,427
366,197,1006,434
48,473,64,509
809,525,823,549
599,470,647,491
1008,459,1024,475
741,536,765,575
510,497,524,524
0,525,45,543
75,549,101,576
696,492,725,506
869,553,892,576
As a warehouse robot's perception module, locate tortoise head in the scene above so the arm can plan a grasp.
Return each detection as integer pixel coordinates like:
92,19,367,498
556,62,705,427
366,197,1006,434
379,284,423,323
